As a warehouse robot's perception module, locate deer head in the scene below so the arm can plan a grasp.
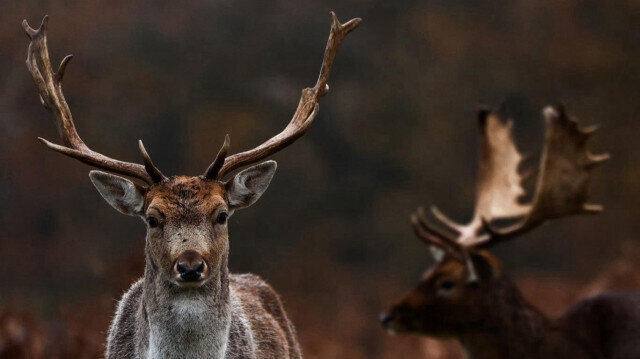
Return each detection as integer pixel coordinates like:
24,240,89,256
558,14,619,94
380,106,609,335
23,14,361,288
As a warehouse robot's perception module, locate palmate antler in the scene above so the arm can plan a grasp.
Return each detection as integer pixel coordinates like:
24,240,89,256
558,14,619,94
413,105,609,278
24,13,361,185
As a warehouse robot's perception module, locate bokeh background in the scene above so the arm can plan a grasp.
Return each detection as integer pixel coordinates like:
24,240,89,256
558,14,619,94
1,0,640,358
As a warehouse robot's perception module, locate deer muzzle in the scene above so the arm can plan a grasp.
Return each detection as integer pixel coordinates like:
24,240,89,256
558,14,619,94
379,303,414,334
173,250,208,286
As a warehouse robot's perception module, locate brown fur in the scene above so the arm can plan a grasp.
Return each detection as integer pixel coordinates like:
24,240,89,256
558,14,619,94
230,274,301,358
104,172,302,358
383,251,640,359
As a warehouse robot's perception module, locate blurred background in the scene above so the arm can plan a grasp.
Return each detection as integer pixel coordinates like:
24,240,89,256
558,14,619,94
1,0,639,358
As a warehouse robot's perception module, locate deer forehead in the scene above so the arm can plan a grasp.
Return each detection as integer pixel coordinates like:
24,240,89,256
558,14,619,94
145,176,227,219
425,260,468,281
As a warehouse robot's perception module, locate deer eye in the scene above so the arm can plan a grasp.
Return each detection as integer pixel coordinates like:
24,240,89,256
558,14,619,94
216,212,228,225
438,280,456,292
147,216,159,228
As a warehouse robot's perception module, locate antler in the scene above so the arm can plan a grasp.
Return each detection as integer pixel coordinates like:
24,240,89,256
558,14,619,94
415,105,608,260
475,105,610,247
427,109,531,244
23,15,165,185
203,12,362,180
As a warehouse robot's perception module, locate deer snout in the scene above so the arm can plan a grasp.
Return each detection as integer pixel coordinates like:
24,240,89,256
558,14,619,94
379,307,408,334
173,250,208,283
379,313,394,328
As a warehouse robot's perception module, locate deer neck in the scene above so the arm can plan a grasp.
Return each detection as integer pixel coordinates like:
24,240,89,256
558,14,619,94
141,251,231,359
458,277,583,359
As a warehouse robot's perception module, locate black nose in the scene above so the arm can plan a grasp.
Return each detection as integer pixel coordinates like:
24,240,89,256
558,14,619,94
379,313,393,328
176,261,205,281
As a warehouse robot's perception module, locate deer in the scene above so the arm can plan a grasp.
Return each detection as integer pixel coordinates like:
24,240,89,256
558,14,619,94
380,105,640,359
22,12,360,359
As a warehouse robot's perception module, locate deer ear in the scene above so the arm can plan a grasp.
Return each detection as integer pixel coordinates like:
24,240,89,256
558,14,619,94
470,251,504,282
89,171,146,216
225,161,277,210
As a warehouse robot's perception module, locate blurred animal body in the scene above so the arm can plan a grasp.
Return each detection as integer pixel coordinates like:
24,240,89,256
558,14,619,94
381,107,640,358
23,13,360,358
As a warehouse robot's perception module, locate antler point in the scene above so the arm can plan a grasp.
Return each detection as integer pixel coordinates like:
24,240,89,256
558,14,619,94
330,11,340,28
588,152,610,167
22,19,36,38
582,203,604,214
41,15,49,30
410,213,419,224
342,17,362,34
37,137,55,148
542,105,559,120
139,140,166,183
57,55,73,81
581,124,599,135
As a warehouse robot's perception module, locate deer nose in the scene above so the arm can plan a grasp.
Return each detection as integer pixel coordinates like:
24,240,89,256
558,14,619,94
379,313,394,328
174,250,206,282
176,261,205,281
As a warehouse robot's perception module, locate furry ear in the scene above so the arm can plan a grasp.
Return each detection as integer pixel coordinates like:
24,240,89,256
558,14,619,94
89,171,146,216
470,251,504,282
225,161,277,210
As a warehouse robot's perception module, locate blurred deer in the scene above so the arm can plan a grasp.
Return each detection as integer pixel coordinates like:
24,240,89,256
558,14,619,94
381,106,640,358
23,13,360,358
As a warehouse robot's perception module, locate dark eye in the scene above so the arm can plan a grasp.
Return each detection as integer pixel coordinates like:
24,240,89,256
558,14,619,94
216,212,228,225
438,280,455,291
147,216,159,228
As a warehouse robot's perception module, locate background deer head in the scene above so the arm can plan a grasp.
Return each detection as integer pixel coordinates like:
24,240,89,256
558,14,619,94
381,105,609,335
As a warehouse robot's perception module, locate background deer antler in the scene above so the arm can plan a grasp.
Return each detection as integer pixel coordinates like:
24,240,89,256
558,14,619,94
427,109,531,244
413,105,609,269
476,105,610,247
23,16,164,185
203,12,362,180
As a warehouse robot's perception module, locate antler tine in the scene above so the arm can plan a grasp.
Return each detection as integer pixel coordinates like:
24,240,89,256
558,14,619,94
429,205,464,236
313,12,361,99
212,12,362,180
203,134,230,179
138,140,166,183
56,54,73,82
415,207,460,244
411,213,448,247
472,104,609,248
411,213,452,261
412,209,479,281
23,16,159,185
23,15,85,150
415,208,472,259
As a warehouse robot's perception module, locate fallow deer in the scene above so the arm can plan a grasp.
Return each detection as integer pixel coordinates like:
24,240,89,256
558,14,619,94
23,13,361,358
381,106,640,358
